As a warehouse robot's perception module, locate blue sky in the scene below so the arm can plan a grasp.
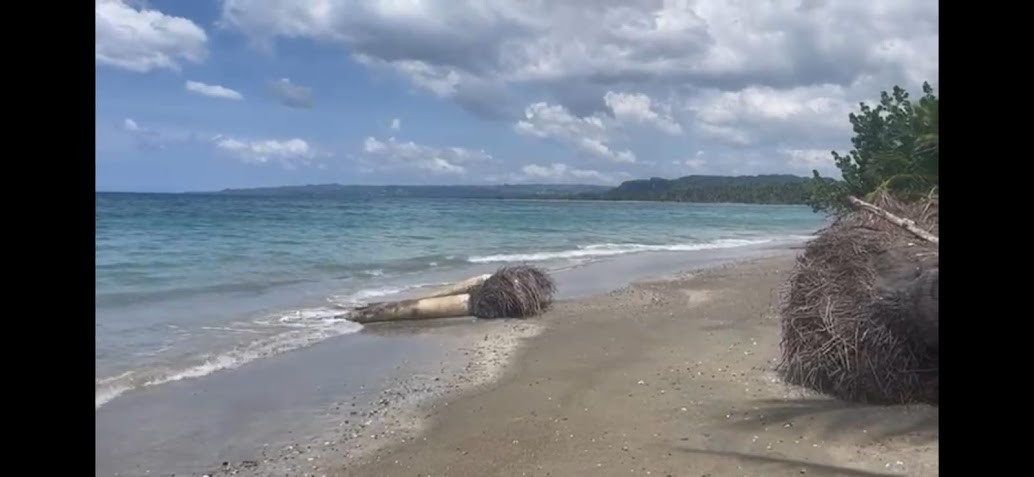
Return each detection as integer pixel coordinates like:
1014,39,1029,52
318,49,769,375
96,0,938,192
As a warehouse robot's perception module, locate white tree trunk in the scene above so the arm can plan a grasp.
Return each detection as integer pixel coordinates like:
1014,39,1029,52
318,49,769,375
349,294,471,324
847,196,939,244
420,274,490,299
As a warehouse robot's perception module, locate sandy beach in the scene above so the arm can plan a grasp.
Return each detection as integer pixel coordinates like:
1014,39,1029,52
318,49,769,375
327,255,938,477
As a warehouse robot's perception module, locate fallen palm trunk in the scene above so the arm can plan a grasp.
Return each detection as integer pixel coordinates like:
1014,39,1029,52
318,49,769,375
847,195,939,244
329,274,491,311
349,293,471,323
421,273,491,299
348,266,556,324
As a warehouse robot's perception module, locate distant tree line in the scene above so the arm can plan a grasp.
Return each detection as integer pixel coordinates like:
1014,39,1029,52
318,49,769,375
572,175,815,204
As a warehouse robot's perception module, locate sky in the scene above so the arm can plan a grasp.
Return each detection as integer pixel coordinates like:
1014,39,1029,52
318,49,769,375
95,0,938,192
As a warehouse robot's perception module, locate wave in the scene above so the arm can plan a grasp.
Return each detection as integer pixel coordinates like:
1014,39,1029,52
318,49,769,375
96,307,363,410
467,237,784,264
97,261,454,309
95,234,817,409
95,279,453,409
95,278,316,307
325,281,437,309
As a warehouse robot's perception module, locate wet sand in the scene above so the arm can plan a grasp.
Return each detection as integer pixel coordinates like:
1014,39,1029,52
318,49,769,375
331,256,938,477
99,245,803,477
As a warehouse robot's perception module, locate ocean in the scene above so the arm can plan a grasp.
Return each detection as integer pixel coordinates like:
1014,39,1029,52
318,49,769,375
96,192,825,409
95,192,826,475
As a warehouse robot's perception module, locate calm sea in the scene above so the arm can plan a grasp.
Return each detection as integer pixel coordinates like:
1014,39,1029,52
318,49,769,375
95,192,825,408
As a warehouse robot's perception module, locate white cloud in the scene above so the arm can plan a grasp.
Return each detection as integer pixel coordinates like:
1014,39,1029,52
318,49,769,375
161,0,941,180
604,91,682,135
118,117,200,151
361,136,492,175
521,162,621,184
219,1,936,93
185,81,244,101
213,135,317,169
269,78,314,108
96,0,207,73
390,118,401,131
781,148,838,174
515,102,636,163
686,84,855,146
120,117,166,138
680,158,707,170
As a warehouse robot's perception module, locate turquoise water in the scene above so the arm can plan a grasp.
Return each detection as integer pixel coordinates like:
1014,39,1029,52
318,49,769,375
95,192,825,408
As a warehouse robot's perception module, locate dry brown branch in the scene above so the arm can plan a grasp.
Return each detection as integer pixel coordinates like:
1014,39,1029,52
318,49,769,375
469,265,557,319
777,196,939,405
847,196,939,244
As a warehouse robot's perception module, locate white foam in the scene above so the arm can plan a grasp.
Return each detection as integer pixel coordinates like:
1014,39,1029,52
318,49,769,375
198,326,262,334
96,383,133,409
95,308,363,410
467,238,777,263
110,277,485,402
149,320,361,385
787,234,819,241
266,306,350,327
326,282,437,308
96,370,135,385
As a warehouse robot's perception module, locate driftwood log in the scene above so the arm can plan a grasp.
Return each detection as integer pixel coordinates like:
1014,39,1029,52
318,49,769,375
349,294,471,324
848,195,939,244
348,266,556,324
421,274,490,298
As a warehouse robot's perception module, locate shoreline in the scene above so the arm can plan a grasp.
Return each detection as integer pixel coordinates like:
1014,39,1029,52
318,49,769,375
199,253,798,477
95,235,816,412
332,255,937,477
98,246,803,477
100,246,935,477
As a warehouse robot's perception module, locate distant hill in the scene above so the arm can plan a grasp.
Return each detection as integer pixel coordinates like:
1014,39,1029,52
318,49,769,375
201,175,819,204
205,183,612,199
575,174,814,204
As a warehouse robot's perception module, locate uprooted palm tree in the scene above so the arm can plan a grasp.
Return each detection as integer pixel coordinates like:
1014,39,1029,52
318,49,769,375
778,192,938,404
346,266,557,324
784,82,939,405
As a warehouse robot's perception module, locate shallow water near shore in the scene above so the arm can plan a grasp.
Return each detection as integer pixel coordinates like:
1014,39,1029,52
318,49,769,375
96,195,825,408
95,242,803,477
96,194,825,475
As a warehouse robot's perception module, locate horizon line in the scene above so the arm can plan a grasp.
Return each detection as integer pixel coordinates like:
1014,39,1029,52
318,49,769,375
96,173,815,194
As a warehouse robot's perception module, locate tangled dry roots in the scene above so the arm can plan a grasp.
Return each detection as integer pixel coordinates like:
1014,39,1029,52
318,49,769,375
777,193,939,405
469,265,557,319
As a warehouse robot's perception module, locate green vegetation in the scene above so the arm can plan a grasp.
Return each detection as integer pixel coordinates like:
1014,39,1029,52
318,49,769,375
576,175,813,204
807,82,939,213
208,177,818,205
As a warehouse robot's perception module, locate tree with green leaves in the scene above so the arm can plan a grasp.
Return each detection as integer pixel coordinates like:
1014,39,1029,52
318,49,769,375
807,82,938,213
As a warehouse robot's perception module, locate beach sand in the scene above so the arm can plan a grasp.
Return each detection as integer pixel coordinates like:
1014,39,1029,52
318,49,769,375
328,255,938,477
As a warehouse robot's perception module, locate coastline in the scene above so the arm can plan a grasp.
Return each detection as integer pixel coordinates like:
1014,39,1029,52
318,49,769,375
209,253,936,477
98,243,810,477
